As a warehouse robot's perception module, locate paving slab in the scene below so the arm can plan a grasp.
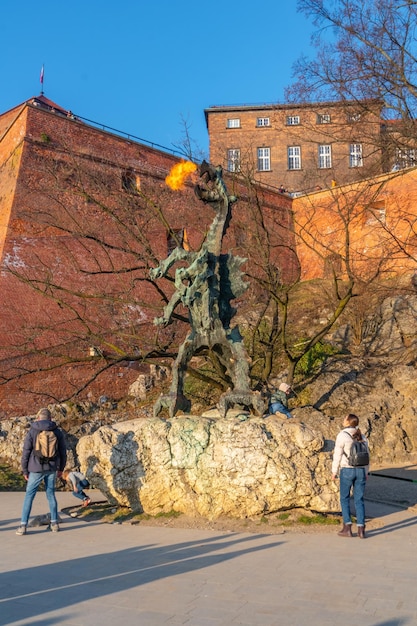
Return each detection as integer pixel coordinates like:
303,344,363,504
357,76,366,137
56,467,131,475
1,490,417,626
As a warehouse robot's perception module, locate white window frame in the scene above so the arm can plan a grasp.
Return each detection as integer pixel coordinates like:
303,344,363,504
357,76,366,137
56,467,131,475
288,146,301,170
395,148,416,169
350,143,363,167
286,115,300,126
257,147,271,171
317,114,331,124
256,117,270,127
227,118,240,128
227,148,241,172
318,144,332,169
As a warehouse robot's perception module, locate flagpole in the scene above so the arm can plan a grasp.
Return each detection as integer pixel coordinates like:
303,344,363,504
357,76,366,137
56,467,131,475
40,64,44,95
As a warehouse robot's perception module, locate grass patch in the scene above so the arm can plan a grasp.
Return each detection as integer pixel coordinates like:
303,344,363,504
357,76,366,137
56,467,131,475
72,503,183,525
277,512,290,521
69,502,340,530
273,510,340,527
0,464,27,491
296,513,339,525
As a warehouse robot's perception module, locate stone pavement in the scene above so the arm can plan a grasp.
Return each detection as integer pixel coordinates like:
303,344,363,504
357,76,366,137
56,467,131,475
1,490,417,626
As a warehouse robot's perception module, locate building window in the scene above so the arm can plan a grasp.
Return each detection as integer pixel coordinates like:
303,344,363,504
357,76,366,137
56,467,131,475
227,118,240,128
318,144,332,168
317,114,331,124
286,115,300,126
122,169,138,193
257,147,271,171
348,112,362,122
227,149,241,172
256,117,270,127
395,148,416,169
350,144,363,167
365,201,386,226
288,146,301,170
167,228,190,254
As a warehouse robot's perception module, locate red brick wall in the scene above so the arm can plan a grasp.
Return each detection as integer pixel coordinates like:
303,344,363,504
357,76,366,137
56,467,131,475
0,102,296,416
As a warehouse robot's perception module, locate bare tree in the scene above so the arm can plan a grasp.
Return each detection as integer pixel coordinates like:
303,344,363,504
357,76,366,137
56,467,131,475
0,139,205,410
172,115,208,164
1,132,298,410
289,1,417,162
231,162,417,388
3,120,416,415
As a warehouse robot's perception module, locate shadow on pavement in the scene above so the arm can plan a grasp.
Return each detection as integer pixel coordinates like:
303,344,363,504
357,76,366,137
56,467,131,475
366,464,417,512
0,532,283,624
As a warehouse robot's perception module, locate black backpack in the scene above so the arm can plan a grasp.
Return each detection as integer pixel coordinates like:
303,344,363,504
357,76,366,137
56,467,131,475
344,432,369,467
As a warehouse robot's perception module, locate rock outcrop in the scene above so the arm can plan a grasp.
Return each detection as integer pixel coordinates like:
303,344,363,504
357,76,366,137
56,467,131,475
76,413,339,518
302,362,417,465
1,295,415,519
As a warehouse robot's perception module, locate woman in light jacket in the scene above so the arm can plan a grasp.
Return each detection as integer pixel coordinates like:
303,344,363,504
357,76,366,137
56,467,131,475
332,413,369,538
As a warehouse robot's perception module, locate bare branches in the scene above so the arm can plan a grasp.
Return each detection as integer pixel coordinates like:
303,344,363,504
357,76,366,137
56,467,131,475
292,0,417,120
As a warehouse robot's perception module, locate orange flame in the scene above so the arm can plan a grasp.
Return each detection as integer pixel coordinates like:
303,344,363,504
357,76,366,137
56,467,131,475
165,160,197,190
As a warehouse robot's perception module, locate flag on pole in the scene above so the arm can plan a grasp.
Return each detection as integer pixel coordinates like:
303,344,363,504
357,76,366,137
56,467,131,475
40,65,44,84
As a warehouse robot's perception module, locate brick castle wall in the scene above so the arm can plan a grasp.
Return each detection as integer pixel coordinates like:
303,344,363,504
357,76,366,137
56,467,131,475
0,101,296,416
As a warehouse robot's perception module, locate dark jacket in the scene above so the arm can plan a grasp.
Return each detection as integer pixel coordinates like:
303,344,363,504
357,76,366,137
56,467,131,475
21,419,67,474
269,389,289,407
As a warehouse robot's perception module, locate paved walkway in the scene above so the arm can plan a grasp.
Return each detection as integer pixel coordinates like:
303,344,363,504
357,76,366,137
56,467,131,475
1,490,417,626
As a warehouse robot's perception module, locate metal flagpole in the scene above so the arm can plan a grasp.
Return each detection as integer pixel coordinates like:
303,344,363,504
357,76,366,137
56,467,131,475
40,64,44,95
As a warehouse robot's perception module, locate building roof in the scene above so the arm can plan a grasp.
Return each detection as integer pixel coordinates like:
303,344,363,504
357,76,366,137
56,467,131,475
27,94,74,118
204,98,383,126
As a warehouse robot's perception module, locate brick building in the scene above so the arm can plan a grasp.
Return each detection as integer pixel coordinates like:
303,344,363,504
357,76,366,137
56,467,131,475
205,99,386,194
293,167,417,282
0,95,296,416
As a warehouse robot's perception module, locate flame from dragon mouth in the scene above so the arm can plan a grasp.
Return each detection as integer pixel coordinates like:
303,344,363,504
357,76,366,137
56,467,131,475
166,160,197,190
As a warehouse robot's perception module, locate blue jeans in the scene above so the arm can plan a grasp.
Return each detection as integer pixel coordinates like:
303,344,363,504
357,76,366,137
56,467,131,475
339,467,367,526
72,487,88,501
21,471,58,525
269,402,292,418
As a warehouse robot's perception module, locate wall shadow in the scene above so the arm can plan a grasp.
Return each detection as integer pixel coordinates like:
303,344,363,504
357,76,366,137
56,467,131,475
366,464,417,511
0,532,283,624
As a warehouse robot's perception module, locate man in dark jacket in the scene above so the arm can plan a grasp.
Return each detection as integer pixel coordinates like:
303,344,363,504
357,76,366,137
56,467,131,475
16,408,67,535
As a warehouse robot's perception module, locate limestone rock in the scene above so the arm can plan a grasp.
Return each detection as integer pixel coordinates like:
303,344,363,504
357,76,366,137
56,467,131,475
332,294,417,358
303,361,417,464
0,418,31,467
76,414,339,518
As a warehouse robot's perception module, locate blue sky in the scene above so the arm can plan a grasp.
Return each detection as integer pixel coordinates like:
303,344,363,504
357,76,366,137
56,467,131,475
1,1,316,159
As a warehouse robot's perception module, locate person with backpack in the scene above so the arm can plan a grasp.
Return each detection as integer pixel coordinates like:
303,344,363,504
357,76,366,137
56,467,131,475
62,469,91,506
332,413,370,539
16,408,67,535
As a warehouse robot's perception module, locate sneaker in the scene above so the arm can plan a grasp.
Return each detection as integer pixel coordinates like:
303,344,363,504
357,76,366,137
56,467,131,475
82,498,91,507
50,523,60,532
16,525,27,536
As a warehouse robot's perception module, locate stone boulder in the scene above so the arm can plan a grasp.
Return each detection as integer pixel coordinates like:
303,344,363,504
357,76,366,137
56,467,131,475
0,402,150,473
76,413,339,518
0,418,31,468
303,361,417,465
